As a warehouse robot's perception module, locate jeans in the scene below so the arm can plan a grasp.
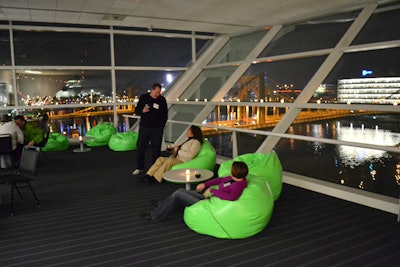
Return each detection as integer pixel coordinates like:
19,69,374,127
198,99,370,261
136,126,164,170
151,188,205,222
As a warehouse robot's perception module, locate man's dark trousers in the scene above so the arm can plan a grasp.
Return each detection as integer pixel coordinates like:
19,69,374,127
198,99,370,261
136,126,164,170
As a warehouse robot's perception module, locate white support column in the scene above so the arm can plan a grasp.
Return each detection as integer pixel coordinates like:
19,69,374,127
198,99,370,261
191,31,196,64
9,22,19,113
110,26,118,128
232,131,238,158
257,3,378,154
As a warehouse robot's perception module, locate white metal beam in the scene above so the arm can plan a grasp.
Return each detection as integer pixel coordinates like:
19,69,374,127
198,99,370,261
283,171,398,215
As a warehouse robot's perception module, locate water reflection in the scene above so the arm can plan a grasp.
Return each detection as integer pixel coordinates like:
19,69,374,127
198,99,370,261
337,122,398,168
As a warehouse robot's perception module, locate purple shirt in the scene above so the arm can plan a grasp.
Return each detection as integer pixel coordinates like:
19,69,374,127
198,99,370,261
204,176,247,201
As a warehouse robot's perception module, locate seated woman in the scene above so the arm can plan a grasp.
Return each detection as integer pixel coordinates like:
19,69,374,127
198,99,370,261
139,125,203,184
139,161,248,222
0,115,24,165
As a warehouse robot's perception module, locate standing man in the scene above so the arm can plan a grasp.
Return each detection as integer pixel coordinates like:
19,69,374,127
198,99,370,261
132,83,168,175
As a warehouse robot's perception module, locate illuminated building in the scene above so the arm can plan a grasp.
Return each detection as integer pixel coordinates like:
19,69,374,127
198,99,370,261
338,77,400,104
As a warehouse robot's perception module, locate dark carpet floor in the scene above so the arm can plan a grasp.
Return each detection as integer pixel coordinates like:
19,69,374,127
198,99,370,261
0,146,399,267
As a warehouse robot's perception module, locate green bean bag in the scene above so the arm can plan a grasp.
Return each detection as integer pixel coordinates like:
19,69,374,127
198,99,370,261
218,152,282,201
42,133,70,151
108,132,138,151
86,123,117,147
184,174,274,239
170,139,216,172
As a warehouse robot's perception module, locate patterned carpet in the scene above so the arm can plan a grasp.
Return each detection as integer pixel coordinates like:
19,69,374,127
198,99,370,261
0,146,399,267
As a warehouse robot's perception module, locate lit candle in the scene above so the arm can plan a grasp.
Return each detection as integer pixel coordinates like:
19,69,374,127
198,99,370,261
185,169,190,175
79,136,83,141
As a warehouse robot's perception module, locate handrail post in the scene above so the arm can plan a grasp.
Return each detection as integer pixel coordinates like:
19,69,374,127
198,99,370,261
397,194,400,222
232,131,238,158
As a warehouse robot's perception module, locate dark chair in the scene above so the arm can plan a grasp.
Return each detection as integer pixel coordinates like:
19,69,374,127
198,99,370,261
0,146,41,216
0,134,14,169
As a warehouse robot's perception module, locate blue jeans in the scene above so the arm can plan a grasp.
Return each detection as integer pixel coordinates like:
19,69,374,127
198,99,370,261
151,188,205,222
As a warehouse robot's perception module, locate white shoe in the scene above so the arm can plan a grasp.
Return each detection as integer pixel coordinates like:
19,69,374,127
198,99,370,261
132,169,143,175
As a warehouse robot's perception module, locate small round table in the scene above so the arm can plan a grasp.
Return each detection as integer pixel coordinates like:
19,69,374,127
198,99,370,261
68,136,94,153
163,168,214,190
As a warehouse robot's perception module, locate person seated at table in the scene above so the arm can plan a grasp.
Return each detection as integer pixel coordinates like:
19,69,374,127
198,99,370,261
0,114,24,165
139,161,248,222
137,125,203,184
14,115,45,147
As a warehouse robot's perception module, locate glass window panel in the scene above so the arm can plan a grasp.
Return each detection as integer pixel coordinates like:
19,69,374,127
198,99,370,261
114,35,191,67
20,106,118,137
313,48,400,104
204,103,268,126
352,4,400,45
210,30,267,64
0,70,14,106
13,21,108,29
195,38,211,58
275,113,400,198
164,104,205,142
259,11,357,57
201,104,272,157
114,26,193,35
13,31,110,66
206,131,233,158
180,66,237,101
289,111,400,139
206,131,267,158
0,30,11,66
116,70,183,97
16,70,112,106
225,56,326,102
0,109,16,118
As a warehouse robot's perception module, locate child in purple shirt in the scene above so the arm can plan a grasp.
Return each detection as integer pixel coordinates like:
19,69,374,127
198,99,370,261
140,161,248,222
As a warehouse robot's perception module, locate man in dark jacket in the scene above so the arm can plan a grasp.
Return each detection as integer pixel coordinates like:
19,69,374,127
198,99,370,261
132,83,168,175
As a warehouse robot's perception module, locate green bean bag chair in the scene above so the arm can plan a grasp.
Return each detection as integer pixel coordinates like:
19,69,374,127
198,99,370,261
184,174,274,239
86,123,117,147
42,133,70,151
170,139,216,172
218,152,282,201
108,132,138,151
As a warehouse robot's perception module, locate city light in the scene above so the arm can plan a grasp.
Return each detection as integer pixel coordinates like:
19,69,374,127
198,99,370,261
166,73,173,84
